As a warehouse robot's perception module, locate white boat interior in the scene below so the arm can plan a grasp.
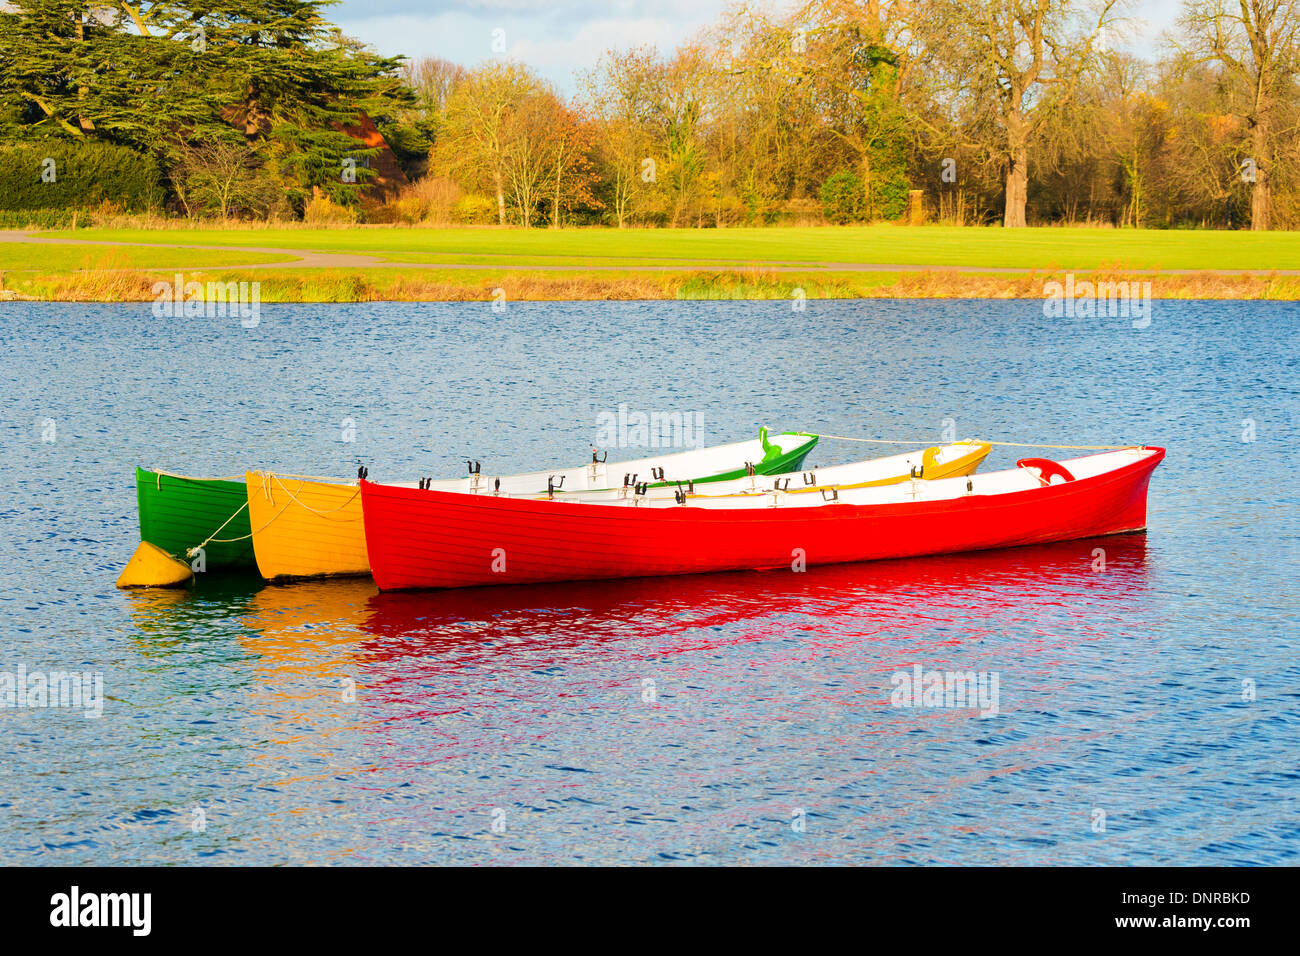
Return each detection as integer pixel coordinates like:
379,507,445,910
530,440,987,502
368,430,817,495
532,447,1158,511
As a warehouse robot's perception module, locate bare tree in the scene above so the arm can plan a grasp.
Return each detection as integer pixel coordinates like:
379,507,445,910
168,139,276,220
1179,0,1300,229
439,62,538,225
402,56,466,123
922,0,1120,227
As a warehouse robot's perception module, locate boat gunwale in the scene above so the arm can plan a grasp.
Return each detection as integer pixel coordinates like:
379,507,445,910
358,447,1165,524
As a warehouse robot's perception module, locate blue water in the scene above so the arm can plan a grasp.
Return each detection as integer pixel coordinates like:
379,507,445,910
1,299,1296,865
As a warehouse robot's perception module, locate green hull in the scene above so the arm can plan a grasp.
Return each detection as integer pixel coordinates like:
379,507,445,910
673,432,819,486
136,468,254,570
765,435,817,475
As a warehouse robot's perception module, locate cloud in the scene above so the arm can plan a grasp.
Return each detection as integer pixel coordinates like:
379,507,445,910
333,1,731,92
332,0,1186,93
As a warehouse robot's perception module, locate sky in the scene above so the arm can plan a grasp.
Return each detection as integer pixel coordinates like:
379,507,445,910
330,0,1188,94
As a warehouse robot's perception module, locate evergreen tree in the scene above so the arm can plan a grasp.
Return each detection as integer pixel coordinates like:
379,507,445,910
0,0,409,213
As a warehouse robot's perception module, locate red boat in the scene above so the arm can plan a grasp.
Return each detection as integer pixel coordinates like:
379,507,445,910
360,447,1165,592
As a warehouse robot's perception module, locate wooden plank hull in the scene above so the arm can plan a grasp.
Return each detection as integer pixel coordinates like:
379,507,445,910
361,448,1164,592
136,467,255,570
246,473,369,581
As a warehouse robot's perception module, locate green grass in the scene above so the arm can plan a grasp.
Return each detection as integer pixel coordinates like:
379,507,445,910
5,224,1299,301
28,224,1300,271
0,242,293,272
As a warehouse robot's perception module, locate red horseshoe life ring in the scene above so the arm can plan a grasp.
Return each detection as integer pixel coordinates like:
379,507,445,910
1016,457,1076,486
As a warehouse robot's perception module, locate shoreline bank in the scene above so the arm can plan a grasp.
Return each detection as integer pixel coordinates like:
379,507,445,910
3,266,1299,303
4,224,1300,302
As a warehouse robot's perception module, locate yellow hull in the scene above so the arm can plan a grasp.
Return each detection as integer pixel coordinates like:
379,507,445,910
691,441,992,498
246,472,369,581
835,440,992,489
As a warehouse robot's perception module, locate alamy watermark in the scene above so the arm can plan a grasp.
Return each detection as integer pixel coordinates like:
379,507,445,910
50,886,150,936
595,403,704,449
0,665,103,718
890,665,1000,717
152,274,261,327
1043,274,1152,328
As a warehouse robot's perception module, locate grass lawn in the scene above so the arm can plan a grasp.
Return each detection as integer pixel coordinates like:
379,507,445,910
0,242,293,272
28,223,1300,271
4,225,1299,301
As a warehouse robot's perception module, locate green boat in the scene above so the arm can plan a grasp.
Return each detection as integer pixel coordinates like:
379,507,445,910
135,467,256,570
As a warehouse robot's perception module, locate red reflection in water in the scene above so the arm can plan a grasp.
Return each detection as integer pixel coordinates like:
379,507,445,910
359,534,1151,665
342,535,1155,781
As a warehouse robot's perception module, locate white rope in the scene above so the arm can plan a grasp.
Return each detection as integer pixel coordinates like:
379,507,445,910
268,474,360,517
159,470,353,558
185,500,251,557
150,467,245,485
815,434,1135,451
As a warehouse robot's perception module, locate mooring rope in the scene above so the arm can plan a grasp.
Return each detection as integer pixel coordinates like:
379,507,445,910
185,495,308,556
151,468,245,490
185,500,252,557
269,474,361,517
815,434,1135,451
180,472,360,558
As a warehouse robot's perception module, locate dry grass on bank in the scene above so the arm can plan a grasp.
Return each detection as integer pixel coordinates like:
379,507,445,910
3,260,1299,303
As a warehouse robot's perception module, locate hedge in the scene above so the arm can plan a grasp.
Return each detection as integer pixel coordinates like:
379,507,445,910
0,141,163,212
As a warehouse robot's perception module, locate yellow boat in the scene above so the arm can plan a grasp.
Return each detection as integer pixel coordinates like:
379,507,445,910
246,440,991,582
246,471,371,581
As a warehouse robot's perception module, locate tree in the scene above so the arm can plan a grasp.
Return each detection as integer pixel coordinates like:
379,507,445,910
396,55,465,172
0,0,406,214
439,62,537,225
798,2,916,220
499,88,557,227
652,47,711,226
922,0,1120,227
544,103,600,228
820,169,865,221
1178,0,1300,229
0,1,212,140
403,56,466,122
581,47,660,227
438,63,597,227
168,138,279,219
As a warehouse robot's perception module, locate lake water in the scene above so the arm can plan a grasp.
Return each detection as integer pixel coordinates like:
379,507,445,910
1,298,1296,865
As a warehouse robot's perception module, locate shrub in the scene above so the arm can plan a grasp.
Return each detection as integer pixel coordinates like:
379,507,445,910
875,174,911,221
710,192,747,227
304,191,359,225
820,170,864,224
0,141,163,212
0,209,78,229
453,193,498,225
387,177,463,224
780,197,824,227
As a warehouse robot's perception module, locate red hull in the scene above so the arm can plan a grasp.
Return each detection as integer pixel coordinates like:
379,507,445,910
361,448,1164,591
